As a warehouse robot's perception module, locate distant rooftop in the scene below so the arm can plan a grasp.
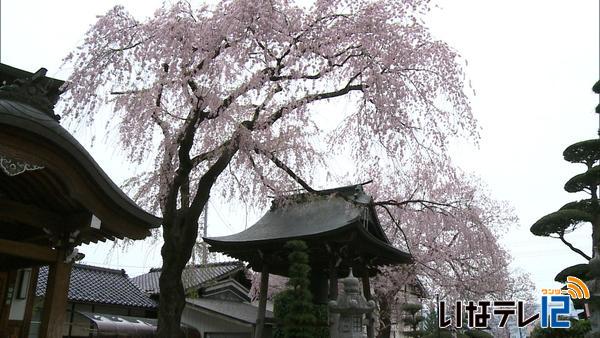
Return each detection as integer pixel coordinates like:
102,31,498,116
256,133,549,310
132,261,245,295
36,264,157,309
186,298,274,325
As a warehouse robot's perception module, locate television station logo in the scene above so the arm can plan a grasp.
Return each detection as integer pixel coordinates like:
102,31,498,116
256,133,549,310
438,276,590,330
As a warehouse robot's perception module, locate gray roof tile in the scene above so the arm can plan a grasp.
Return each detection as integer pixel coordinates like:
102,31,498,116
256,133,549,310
131,261,244,295
36,264,157,309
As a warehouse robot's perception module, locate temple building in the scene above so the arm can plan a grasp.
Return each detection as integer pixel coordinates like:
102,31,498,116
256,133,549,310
204,184,413,337
0,63,161,337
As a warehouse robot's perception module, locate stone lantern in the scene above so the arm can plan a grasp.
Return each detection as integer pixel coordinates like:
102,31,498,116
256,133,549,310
329,269,376,338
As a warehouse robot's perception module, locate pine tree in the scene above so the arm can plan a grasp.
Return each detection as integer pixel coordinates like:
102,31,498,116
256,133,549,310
530,80,600,276
277,240,316,338
530,80,600,333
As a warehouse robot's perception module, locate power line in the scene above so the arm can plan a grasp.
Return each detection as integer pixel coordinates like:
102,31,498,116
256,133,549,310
208,200,236,233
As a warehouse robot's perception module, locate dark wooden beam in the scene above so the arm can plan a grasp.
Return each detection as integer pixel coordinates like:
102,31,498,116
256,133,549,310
0,238,57,263
0,199,97,231
0,199,65,229
0,198,110,245
65,212,94,230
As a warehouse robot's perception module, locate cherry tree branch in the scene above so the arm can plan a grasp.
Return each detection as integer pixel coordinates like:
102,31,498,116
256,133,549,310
247,154,277,193
152,63,173,137
193,39,231,74
182,79,362,215
166,58,361,220
270,45,364,82
109,39,147,52
184,39,231,106
212,68,275,117
253,148,316,193
261,81,363,127
376,203,412,255
375,199,458,216
190,141,230,167
185,95,288,218
166,37,364,205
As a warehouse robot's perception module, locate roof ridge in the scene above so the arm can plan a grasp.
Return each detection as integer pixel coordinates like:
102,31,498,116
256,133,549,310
269,184,370,210
74,263,127,276
145,260,242,273
191,260,242,268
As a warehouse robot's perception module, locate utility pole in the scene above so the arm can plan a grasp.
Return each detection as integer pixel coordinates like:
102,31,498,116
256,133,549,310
202,204,208,265
437,294,441,338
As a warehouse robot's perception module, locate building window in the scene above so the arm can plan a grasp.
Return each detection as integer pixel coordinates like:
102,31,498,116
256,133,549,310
16,269,31,299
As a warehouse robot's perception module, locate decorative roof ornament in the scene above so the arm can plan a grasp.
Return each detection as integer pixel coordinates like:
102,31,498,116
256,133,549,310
0,153,44,176
0,67,61,121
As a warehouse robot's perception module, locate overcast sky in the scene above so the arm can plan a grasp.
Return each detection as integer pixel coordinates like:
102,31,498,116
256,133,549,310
1,0,599,295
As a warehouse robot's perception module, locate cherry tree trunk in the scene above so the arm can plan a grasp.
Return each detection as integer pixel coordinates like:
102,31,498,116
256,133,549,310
157,213,199,338
376,296,392,338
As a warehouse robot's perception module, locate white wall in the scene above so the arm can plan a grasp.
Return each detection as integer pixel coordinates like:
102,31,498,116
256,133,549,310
182,305,253,337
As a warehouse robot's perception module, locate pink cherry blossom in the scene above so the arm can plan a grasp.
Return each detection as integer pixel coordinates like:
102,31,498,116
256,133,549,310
60,0,529,336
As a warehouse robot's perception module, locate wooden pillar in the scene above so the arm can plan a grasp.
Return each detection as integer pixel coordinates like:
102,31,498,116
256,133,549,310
21,267,39,338
39,249,72,338
310,272,329,304
254,263,269,338
361,272,371,300
68,303,75,337
0,270,15,338
328,260,339,338
328,259,338,300
362,269,374,338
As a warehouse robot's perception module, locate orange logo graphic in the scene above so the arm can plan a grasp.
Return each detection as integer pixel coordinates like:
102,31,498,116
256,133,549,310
564,276,590,300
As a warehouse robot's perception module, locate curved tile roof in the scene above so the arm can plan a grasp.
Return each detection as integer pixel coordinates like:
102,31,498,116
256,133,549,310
0,64,161,243
207,196,362,244
203,185,412,275
0,99,161,232
204,184,393,246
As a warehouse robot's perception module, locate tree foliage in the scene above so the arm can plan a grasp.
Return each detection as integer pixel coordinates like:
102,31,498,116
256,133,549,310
371,169,532,303
554,263,590,283
564,139,600,164
530,209,592,237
